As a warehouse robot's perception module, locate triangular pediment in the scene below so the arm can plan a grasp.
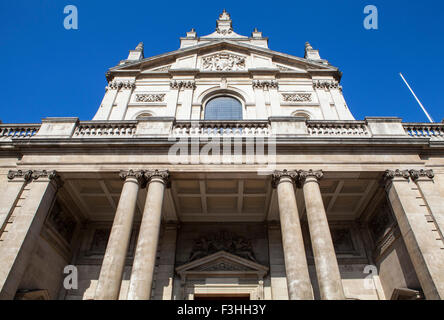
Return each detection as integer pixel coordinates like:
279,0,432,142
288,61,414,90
176,251,269,277
111,40,338,74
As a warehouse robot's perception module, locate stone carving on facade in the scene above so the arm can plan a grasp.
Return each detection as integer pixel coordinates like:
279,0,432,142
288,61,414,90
144,169,171,187
409,169,434,181
384,169,410,181
170,80,196,90
201,53,246,71
197,262,252,272
313,80,341,91
276,64,292,71
135,94,166,103
7,170,33,181
216,27,233,35
282,93,312,102
107,80,136,90
298,169,324,182
189,231,256,263
151,65,172,72
119,169,144,180
8,170,62,187
271,169,298,188
252,80,279,89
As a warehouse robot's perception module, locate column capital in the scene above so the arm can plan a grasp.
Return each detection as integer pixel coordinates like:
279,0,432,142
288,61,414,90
119,169,145,185
31,170,64,189
409,169,434,181
7,170,33,182
8,170,62,188
272,170,298,188
144,170,171,188
298,169,324,184
384,169,410,181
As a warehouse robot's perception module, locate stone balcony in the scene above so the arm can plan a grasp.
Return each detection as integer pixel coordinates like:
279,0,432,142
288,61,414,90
1,117,443,144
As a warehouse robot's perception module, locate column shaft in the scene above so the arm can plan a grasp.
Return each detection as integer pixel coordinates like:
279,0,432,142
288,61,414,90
301,170,345,300
127,171,169,300
273,171,313,300
94,171,142,300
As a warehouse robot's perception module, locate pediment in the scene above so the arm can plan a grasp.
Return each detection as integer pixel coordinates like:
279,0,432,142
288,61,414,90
111,40,338,74
176,251,269,278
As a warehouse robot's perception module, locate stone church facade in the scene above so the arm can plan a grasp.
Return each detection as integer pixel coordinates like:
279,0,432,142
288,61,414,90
0,11,444,300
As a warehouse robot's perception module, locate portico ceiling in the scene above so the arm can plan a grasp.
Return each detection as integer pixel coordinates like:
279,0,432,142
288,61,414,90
61,172,381,223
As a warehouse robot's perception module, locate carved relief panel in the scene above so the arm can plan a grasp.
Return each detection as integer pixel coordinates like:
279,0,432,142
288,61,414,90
201,53,247,71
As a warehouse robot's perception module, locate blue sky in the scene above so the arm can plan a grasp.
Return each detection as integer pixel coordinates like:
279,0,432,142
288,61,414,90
0,0,442,123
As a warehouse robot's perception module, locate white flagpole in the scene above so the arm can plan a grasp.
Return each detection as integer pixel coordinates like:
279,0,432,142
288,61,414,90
400,73,434,123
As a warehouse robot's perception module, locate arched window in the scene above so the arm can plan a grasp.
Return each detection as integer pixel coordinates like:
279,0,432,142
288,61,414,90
291,111,311,120
204,96,243,120
136,112,153,120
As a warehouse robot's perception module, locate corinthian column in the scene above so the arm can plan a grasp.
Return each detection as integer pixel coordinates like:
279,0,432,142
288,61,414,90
299,170,345,300
272,170,313,300
128,170,170,300
95,170,143,300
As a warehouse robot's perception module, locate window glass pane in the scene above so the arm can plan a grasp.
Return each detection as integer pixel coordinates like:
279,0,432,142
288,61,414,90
204,96,242,120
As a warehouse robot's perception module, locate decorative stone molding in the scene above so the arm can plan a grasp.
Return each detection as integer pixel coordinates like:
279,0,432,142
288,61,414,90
276,64,292,71
107,80,136,90
282,93,312,102
7,170,33,181
8,170,62,187
135,93,166,103
216,27,233,35
32,170,59,181
119,169,145,185
151,65,172,72
170,80,196,90
313,80,341,90
188,231,256,262
252,80,279,89
144,169,171,187
201,53,246,71
298,169,324,183
384,169,410,181
409,169,434,181
271,169,298,188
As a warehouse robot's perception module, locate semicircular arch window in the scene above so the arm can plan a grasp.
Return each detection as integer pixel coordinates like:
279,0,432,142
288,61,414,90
204,96,243,120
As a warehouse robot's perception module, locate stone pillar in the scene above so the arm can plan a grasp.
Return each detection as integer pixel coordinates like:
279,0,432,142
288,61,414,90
384,169,444,300
94,170,143,300
153,223,178,300
299,170,345,300
0,170,62,300
0,171,32,233
267,222,289,300
272,170,313,300
128,170,170,300
410,169,444,245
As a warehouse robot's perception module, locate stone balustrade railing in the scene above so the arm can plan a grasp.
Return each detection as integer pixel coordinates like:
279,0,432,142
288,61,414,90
0,124,40,140
72,121,138,138
403,123,444,141
3,117,444,143
173,121,270,137
307,121,370,137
